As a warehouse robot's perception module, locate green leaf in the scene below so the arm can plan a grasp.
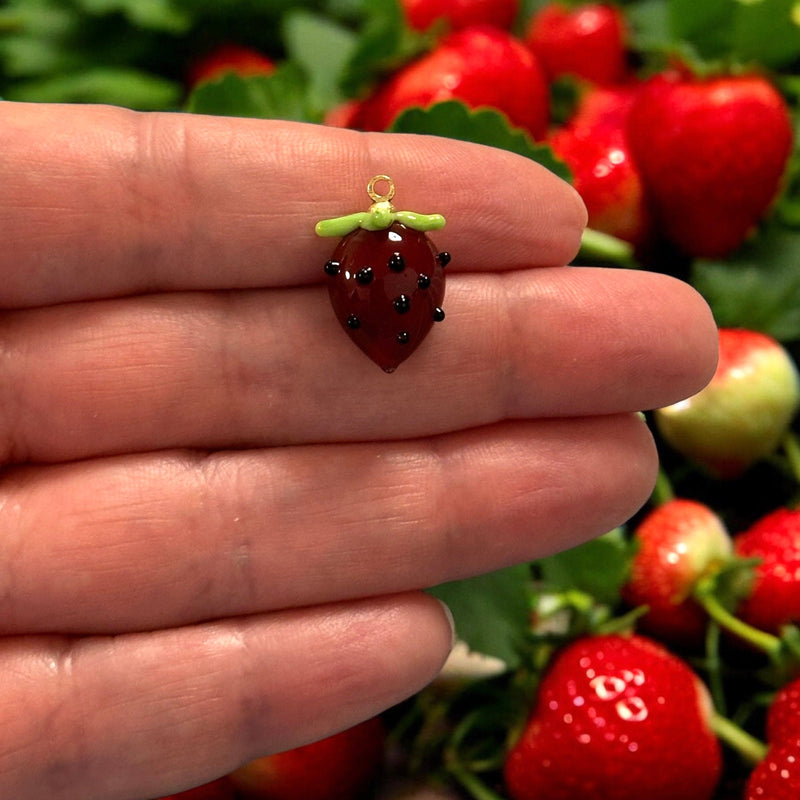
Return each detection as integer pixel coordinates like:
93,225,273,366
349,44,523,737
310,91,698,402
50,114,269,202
429,564,532,669
691,225,800,341
74,0,191,33
339,0,429,97
626,0,673,53
282,9,358,115
666,0,800,68
4,67,181,109
535,529,634,607
185,63,312,121
390,101,572,183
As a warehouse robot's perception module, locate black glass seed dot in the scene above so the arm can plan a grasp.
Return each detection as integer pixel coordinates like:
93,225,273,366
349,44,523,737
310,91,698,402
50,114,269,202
397,331,410,345
324,260,341,276
433,307,445,322
388,252,405,272
437,251,451,267
346,314,361,329
356,266,374,285
394,294,411,314
417,273,431,290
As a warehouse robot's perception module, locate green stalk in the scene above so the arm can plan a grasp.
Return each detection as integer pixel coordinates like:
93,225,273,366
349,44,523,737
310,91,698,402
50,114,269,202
709,712,768,766
448,763,508,800
650,467,675,506
578,228,638,268
695,589,782,658
782,431,800,491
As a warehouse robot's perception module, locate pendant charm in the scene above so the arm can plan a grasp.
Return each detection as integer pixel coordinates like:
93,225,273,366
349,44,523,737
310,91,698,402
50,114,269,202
316,175,450,373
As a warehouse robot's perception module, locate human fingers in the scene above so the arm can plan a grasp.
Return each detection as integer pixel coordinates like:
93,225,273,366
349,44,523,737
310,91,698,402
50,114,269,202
0,268,716,463
0,593,453,800
0,102,585,308
0,415,656,635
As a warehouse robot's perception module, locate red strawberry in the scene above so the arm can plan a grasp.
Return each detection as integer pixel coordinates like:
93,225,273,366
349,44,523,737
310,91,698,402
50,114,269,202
655,329,800,478
622,499,732,645
316,177,449,372
402,0,519,31
766,676,800,743
525,3,628,86
228,717,386,800
549,85,650,245
188,44,275,88
734,508,800,634
155,778,235,799
355,26,549,139
745,737,800,800
504,633,722,800
626,70,793,257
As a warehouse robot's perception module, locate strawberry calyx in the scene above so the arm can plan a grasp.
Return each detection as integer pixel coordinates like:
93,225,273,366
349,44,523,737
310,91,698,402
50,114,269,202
315,175,446,237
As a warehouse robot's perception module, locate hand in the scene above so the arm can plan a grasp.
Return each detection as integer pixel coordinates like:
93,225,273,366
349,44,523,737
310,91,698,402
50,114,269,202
0,102,717,799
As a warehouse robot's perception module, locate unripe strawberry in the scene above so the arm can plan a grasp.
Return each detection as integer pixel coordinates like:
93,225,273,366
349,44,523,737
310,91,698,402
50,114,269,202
622,499,732,645
525,3,628,86
654,329,800,478
504,634,722,800
355,26,549,139
734,508,800,634
402,0,519,32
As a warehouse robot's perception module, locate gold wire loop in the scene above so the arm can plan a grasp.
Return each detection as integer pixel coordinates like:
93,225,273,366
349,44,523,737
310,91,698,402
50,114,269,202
367,175,395,204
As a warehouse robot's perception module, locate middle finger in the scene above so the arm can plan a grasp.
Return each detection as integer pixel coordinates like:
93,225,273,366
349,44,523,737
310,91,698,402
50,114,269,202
0,267,715,464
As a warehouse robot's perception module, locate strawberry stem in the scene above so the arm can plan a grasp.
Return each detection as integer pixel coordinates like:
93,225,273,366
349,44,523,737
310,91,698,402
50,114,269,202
709,711,767,766
578,228,638,268
447,762,508,800
695,585,783,658
782,431,800,492
650,467,675,506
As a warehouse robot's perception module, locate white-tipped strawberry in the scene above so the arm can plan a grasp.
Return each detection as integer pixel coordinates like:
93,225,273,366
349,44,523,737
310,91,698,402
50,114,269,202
654,328,800,477
622,499,732,645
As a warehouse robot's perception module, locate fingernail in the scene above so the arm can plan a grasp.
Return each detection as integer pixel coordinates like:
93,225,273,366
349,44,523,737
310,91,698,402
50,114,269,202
434,597,457,650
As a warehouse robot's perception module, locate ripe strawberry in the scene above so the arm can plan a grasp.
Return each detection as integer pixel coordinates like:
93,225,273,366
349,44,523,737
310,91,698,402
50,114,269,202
549,85,650,245
524,3,628,85
155,778,234,799
355,26,549,139
654,329,800,478
188,44,275,88
622,499,732,645
402,0,519,31
734,508,800,635
766,676,800,743
626,70,793,257
316,177,449,372
504,633,722,800
745,737,800,800
228,717,386,800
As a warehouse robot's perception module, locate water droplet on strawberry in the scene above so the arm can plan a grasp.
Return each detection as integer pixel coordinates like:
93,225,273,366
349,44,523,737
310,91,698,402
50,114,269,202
324,221,446,372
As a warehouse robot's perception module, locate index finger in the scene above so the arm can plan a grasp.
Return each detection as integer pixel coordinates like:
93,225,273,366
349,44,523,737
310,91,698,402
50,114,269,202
0,102,586,308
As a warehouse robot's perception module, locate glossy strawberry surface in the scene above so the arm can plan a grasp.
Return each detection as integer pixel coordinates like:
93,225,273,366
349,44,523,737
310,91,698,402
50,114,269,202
402,0,519,31
746,737,800,800
622,499,732,645
627,71,793,257
525,3,628,85
735,508,800,634
504,633,721,800
324,222,447,372
355,26,549,139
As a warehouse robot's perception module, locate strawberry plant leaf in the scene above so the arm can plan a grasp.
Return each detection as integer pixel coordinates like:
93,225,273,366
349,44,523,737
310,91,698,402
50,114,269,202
282,10,357,117
535,529,634,607
429,564,532,669
3,66,181,108
389,101,571,183
73,0,191,33
185,64,312,121
339,0,430,97
691,226,800,341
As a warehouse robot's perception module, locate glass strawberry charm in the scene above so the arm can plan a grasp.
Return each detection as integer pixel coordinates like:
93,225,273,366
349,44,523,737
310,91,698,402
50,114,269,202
316,175,450,373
